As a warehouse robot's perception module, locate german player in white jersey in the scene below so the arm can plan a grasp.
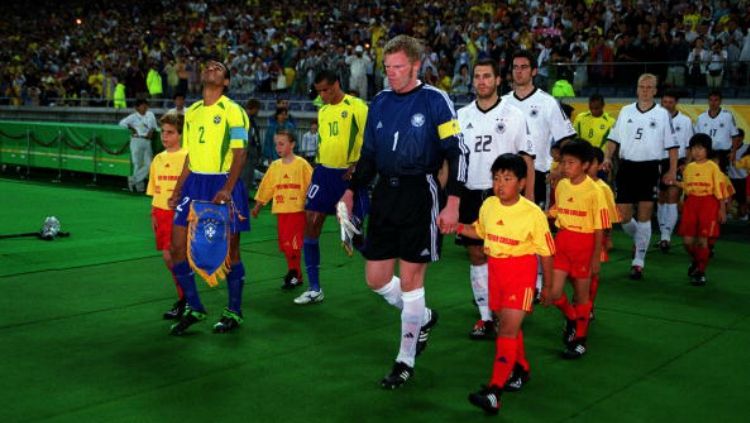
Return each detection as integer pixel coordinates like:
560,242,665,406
657,91,694,252
694,89,740,172
502,49,576,297
602,73,679,280
502,50,576,209
457,57,534,340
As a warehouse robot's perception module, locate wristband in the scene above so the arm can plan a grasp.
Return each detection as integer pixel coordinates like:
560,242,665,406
457,224,465,235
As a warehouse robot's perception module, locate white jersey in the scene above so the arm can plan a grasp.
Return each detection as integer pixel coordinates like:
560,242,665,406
608,103,678,162
665,111,693,159
502,88,575,172
694,108,739,151
118,111,158,140
728,143,749,179
458,99,534,190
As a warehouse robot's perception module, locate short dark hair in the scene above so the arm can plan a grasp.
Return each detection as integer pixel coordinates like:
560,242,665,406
511,50,537,69
689,133,712,153
173,92,185,100
134,98,148,107
274,107,289,119
473,58,500,77
275,129,296,143
589,94,604,104
560,140,594,163
662,90,680,101
314,70,339,85
491,153,527,180
708,89,723,99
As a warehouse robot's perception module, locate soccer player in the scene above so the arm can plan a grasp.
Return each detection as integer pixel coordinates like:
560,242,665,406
602,73,679,280
547,141,609,359
586,147,619,319
296,70,369,305
694,90,740,172
573,94,615,151
252,130,312,289
502,49,576,298
657,91,694,252
167,60,251,335
119,98,158,193
458,154,554,415
147,112,188,319
340,35,468,389
457,58,534,340
678,134,727,286
730,129,750,219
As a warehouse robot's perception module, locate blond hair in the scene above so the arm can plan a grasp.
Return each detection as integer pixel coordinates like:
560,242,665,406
384,35,424,63
159,112,184,134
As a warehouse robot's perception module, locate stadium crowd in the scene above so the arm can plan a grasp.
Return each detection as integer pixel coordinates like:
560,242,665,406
4,0,750,106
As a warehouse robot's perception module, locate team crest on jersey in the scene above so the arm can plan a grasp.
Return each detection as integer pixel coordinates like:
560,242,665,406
341,111,348,118
676,126,681,132
600,124,606,130
649,120,656,128
411,113,425,127
496,122,506,134
720,123,725,128
213,115,222,125
530,108,539,118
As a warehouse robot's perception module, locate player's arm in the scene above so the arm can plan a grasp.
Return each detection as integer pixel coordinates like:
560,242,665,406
436,100,468,233
602,138,618,172
456,222,481,239
591,229,603,275
213,149,246,204
521,152,535,201
531,210,556,305
344,111,378,213
213,108,249,204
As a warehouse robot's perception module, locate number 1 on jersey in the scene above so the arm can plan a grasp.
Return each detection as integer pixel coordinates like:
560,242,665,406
392,131,399,151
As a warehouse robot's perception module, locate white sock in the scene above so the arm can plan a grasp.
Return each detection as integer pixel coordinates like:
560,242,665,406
373,276,402,309
657,204,666,238
622,218,637,238
633,221,651,268
470,264,492,321
396,288,425,368
662,203,678,242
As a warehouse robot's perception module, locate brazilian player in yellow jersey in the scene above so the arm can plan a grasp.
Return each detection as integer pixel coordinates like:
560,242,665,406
167,60,251,335
295,70,369,305
573,94,614,150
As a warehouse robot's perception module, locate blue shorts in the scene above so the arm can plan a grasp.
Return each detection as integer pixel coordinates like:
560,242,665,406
173,173,250,232
305,166,369,219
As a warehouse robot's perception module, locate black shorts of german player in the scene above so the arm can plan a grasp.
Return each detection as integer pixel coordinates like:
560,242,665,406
363,174,444,263
534,170,549,208
616,160,661,203
659,158,686,190
456,188,493,247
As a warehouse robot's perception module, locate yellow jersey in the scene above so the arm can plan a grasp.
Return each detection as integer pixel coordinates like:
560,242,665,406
551,176,610,233
735,155,750,172
474,196,555,258
595,178,620,224
574,111,614,150
682,161,727,199
147,149,188,210
254,156,313,214
317,94,368,168
183,95,249,173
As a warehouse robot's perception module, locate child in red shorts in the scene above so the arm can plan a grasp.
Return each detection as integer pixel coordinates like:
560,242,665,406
146,112,188,319
458,154,554,416
252,130,313,289
678,134,727,286
547,141,608,359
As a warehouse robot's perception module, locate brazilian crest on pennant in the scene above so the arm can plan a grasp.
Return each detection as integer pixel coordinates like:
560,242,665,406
187,200,232,287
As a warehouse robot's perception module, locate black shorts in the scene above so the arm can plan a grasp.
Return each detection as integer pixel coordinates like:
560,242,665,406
658,158,685,191
363,174,443,263
456,188,493,247
616,160,660,203
534,170,549,208
731,178,747,204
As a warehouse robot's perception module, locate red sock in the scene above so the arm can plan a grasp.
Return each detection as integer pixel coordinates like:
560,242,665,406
589,274,600,304
684,243,695,258
574,301,593,339
695,246,710,272
516,330,529,372
490,336,518,388
285,250,302,278
169,266,184,300
554,294,576,321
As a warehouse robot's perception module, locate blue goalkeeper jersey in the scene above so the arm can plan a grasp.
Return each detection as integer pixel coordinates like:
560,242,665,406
361,83,468,183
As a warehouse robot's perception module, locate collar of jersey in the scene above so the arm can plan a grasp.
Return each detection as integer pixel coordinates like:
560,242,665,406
513,87,538,102
393,81,424,97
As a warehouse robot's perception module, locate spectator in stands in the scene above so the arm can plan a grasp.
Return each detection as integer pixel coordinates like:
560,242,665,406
166,92,186,115
263,108,295,164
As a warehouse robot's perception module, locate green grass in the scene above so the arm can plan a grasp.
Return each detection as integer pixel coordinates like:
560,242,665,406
1,177,749,422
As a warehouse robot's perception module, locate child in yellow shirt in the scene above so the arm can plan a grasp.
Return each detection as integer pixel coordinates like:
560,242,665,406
252,130,313,289
147,112,188,319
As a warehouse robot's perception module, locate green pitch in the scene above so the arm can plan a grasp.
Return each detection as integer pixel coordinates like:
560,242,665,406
1,178,748,422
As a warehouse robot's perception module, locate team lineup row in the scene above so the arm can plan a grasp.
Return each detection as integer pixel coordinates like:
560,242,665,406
142,35,744,416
